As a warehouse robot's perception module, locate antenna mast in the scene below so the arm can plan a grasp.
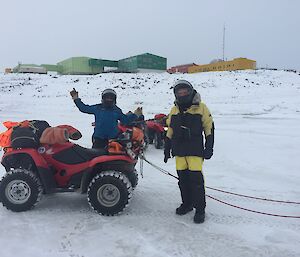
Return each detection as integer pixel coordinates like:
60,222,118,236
222,24,226,61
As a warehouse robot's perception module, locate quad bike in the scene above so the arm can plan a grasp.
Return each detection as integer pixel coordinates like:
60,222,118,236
0,124,144,215
146,114,168,149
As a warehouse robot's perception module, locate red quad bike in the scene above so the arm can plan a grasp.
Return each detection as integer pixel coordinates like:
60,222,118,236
146,114,168,149
0,125,144,215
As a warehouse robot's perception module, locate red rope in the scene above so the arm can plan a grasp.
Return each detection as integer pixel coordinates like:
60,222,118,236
141,156,300,214
207,195,300,218
206,186,300,204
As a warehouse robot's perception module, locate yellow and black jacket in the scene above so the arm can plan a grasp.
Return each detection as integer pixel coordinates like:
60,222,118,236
166,92,214,157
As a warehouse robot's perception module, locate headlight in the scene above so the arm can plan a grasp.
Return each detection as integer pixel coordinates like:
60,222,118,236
164,127,168,131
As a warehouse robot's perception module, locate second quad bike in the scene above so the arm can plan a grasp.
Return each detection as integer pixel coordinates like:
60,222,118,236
146,114,168,149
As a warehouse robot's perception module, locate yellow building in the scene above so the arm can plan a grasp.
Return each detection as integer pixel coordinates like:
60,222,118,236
188,58,256,73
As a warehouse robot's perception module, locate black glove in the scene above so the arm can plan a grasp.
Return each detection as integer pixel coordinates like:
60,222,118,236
203,148,213,160
164,137,172,163
164,153,171,163
204,133,214,160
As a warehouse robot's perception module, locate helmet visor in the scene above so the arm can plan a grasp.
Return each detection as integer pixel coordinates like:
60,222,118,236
175,88,190,97
103,93,116,100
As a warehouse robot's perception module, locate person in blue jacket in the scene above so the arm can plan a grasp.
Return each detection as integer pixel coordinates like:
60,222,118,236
70,88,138,149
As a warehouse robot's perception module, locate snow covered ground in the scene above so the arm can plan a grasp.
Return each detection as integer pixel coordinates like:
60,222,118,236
0,70,299,257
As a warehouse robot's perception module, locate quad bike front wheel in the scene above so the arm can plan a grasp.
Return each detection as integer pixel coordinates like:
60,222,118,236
87,171,132,216
0,169,43,212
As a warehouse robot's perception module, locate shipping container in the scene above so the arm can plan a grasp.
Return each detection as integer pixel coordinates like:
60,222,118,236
167,63,197,74
4,68,12,74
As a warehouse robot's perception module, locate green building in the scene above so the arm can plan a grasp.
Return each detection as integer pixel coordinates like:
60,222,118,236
13,64,47,74
41,64,61,73
89,58,118,72
13,53,167,75
57,57,100,75
118,53,167,73
56,57,119,75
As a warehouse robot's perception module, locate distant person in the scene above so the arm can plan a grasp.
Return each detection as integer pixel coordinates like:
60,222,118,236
70,88,139,149
134,107,144,122
164,80,215,224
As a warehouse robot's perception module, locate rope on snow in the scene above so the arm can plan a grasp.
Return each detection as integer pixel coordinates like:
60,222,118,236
207,195,300,218
205,186,300,205
140,155,300,218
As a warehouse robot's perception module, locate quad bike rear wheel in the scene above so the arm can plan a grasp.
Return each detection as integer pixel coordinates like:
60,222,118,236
87,171,132,216
0,169,43,212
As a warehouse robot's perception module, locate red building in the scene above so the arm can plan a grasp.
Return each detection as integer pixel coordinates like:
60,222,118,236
167,63,197,74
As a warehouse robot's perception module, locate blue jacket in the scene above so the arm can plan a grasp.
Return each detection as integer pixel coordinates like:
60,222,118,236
74,98,137,139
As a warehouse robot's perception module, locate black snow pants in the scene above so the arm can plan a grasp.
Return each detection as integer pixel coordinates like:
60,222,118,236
177,170,206,214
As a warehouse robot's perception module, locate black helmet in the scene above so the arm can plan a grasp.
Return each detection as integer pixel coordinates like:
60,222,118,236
102,88,117,107
173,80,194,106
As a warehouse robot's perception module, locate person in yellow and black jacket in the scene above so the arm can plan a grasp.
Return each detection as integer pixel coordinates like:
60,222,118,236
164,80,214,224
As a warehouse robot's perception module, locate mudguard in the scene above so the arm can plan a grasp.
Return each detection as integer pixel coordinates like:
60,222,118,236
1,149,56,193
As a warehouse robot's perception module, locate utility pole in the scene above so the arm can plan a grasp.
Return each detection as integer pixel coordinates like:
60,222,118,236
222,24,226,61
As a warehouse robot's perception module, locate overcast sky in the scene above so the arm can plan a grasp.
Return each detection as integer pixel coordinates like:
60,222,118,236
0,0,299,71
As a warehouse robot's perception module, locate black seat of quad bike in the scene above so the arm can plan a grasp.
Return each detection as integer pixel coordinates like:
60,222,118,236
73,145,108,161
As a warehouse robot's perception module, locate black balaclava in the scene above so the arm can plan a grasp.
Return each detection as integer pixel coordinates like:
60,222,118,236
102,88,117,108
173,80,194,110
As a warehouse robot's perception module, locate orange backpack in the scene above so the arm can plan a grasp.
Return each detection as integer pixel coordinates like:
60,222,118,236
0,120,30,148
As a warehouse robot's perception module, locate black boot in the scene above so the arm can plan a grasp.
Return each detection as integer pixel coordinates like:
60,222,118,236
176,204,193,215
176,170,193,215
189,171,206,221
194,210,205,224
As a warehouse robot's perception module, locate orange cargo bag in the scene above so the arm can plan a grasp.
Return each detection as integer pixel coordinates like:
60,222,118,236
0,120,30,148
108,141,125,154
